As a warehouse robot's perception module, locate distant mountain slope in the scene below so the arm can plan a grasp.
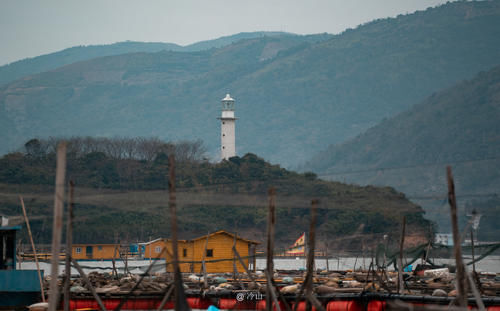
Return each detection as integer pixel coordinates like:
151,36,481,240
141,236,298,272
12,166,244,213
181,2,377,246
1,1,500,166
304,65,500,232
306,64,500,173
0,42,181,86
0,32,298,86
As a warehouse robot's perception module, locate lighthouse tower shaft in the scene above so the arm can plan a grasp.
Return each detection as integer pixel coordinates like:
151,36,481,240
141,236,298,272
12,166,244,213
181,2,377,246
219,94,237,160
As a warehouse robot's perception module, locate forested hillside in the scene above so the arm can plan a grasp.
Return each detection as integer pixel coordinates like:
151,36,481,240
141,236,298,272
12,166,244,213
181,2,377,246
0,137,430,248
1,1,500,166
304,65,500,236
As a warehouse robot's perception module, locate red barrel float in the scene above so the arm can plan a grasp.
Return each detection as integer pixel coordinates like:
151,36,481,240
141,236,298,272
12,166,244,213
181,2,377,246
187,297,212,309
327,300,364,311
367,300,386,311
256,300,286,310
218,298,257,310
70,298,174,310
292,301,318,311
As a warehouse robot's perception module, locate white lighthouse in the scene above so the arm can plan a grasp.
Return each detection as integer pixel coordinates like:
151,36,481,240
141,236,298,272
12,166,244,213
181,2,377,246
218,94,237,160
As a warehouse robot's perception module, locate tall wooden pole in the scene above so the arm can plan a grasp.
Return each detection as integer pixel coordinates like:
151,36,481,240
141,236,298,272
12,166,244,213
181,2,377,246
266,187,276,311
470,228,476,274
447,166,467,308
48,142,67,311
71,258,107,311
252,244,257,272
168,155,190,311
169,155,179,274
201,233,209,289
397,216,406,294
64,181,74,311
156,284,174,311
232,232,238,281
305,200,318,311
20,196,46,302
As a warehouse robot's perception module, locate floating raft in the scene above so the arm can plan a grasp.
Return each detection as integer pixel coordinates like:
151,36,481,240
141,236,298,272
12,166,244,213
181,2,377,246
51,268,500,310
69,293,500,311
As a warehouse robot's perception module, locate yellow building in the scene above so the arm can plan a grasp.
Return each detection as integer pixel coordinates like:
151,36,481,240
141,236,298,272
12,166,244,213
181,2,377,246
165,239,194,273
189,231,258,273
72,244,121,260
143,231,259,273
141,238,167,260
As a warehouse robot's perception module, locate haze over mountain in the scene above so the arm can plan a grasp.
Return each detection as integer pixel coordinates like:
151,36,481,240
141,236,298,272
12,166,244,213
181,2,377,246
304,65,500,234
0,32,299,86
1,1,500,167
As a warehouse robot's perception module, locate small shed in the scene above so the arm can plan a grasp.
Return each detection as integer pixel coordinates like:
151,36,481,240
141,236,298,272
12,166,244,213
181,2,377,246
72,244,121,260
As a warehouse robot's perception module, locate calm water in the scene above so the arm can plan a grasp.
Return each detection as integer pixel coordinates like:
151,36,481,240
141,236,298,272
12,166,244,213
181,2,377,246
19,256,500,275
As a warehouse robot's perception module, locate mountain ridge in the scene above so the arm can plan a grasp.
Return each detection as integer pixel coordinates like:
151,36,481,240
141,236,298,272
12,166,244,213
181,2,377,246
0,31,307,86
1,0,500,167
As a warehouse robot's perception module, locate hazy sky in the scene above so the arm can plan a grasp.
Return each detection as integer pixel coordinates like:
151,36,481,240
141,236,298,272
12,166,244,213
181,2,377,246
1,0,454,66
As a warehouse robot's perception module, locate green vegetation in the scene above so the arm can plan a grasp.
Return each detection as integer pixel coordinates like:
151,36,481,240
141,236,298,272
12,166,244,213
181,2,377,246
0,137,430,247
304,64,500,239
1,1,500,166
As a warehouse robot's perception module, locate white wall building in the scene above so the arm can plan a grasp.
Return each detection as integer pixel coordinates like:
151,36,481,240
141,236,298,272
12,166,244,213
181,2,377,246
218,94,237,160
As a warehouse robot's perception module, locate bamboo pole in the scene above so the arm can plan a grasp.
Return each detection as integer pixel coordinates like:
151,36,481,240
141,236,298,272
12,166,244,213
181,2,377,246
306,293,326,311
470,228,476,274
124,245,128,275
168,155,190,311
266,187,276,311
466,269,486,311
293,200,318,311
232,232,237,281
305,199,318,311
231,232,245,289
233,246,257,284
71,258,107,311
112,246,118,278
272,277,292,311
325,240,329,272
252,244,257,272
114,248,167,311
169,155,179,273
112,231,118,278
16,239,22,270
447,166,467,308
156,284,174,311
48,142,67,311
265,270,282,311
397,216,406,294
20,196,46,302
424,225,432,264
201,232,209,288
64,181,75,311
